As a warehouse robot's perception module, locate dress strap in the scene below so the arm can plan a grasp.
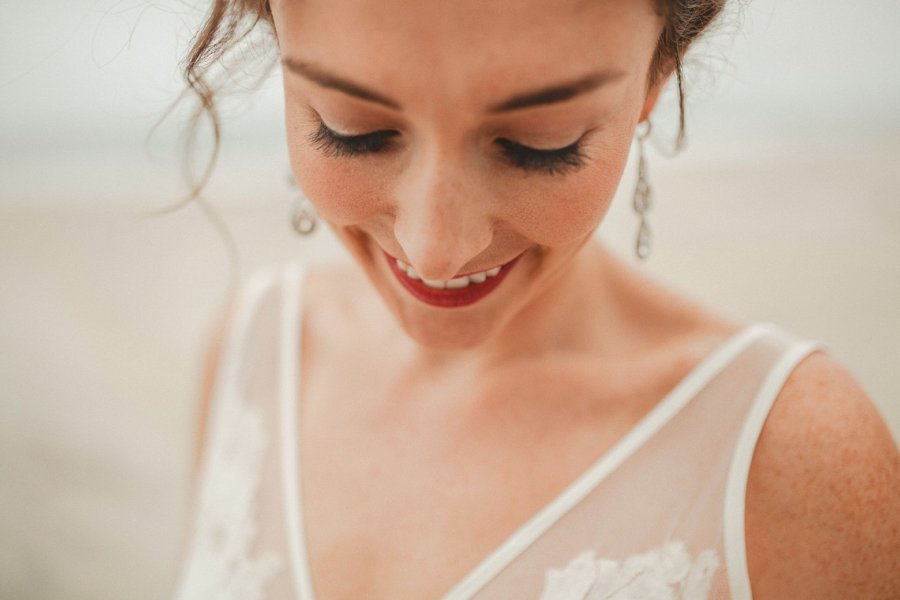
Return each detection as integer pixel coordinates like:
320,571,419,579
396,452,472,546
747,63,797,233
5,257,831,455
175,265,290,600
723,326,825,599
200,266,283,489
276,262,317,600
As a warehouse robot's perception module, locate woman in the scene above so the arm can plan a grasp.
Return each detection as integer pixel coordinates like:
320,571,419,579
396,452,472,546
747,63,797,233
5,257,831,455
173,0,900,598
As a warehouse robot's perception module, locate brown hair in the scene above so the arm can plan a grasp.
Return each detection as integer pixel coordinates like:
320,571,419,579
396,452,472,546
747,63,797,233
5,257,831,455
179,0,726,196
650,0,729,145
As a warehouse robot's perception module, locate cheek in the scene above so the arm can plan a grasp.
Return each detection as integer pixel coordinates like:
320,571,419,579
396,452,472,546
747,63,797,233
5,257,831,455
296,153,624,245
500,139,632,247
285,105,388,227
291,152,384,226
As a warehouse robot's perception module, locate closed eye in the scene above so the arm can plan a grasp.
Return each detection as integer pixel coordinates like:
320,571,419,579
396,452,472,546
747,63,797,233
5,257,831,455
309,121,399,157
309,118,589,175
495,137,588,175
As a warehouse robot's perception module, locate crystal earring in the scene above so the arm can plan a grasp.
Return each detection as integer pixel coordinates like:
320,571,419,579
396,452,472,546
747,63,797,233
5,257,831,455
632,121,653,260
287,171,317,236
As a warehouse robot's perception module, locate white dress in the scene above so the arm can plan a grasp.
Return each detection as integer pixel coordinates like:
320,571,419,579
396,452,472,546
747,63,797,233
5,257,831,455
172,262,822,599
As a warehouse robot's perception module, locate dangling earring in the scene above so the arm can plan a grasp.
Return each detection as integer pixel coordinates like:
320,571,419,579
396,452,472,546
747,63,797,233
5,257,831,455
632,120,653,260
287,170,317,235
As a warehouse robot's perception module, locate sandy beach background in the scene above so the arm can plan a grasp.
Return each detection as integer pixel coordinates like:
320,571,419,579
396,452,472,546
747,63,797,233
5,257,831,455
2,1,898,598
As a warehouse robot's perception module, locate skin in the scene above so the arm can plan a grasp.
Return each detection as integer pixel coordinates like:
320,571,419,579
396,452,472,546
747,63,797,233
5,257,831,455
275,0,666,362
195,0,900,597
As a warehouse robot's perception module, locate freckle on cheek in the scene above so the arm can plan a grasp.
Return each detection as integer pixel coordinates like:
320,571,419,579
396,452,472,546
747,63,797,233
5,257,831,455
301,167,382,225
521,179,614,245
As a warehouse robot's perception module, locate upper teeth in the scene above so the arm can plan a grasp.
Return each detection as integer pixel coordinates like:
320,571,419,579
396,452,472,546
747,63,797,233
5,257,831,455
396,259,502,289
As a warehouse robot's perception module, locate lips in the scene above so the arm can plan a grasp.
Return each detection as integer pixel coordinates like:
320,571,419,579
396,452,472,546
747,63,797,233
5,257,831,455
383,250,521,308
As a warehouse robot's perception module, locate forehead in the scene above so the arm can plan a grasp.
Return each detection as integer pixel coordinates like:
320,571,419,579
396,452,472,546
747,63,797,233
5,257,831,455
272,0,661,108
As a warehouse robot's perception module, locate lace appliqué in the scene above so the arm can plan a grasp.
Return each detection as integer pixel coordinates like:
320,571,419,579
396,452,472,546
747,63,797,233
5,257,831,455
540,541,720,600
175,392,283,600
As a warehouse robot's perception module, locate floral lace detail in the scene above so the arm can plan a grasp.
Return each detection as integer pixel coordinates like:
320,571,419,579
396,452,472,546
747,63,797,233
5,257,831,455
539,541,720,600
175,391,283,600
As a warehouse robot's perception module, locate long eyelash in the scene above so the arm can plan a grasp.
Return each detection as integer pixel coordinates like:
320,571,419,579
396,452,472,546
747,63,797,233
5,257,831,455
309,118,587,176
309,121,397,157
496,138,588,175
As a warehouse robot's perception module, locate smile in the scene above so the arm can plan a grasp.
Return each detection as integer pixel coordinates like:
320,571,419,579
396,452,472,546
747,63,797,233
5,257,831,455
383,250,522,308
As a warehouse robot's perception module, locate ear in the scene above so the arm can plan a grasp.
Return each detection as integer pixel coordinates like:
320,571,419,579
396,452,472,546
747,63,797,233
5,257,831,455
639,74,670,123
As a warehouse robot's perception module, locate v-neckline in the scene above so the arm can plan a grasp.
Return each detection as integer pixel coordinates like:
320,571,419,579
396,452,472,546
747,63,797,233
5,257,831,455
276,263,770,600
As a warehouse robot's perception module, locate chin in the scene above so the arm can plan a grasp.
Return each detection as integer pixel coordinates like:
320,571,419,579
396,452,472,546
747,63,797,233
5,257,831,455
392,307,505,351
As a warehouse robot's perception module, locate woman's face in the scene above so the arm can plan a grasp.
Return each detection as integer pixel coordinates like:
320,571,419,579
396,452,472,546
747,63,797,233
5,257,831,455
271,0,666,350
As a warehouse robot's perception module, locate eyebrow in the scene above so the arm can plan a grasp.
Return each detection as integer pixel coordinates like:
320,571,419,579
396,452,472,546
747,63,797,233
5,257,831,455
283,58,403,110
282,58,624,113
487,70,625,112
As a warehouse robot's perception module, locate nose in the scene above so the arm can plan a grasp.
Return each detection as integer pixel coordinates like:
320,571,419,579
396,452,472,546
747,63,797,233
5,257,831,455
392,159,493,281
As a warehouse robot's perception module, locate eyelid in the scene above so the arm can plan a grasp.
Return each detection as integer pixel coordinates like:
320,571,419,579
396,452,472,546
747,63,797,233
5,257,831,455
495,136,582,153
308,116,590,174
494,134,589,175
309,118,400,157
318,119,397,140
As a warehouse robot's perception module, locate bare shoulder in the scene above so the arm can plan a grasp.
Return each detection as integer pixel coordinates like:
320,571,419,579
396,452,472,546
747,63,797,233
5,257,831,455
745,351,900,598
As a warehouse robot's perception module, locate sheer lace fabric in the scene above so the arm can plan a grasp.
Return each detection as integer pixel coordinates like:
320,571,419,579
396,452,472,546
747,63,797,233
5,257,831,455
175,269,300,599
539,541,720,600
173,263,822,600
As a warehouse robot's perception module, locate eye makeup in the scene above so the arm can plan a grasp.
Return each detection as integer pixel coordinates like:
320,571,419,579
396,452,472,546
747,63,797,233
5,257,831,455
308,117,591,175
494,136,588,176
309,121,400,157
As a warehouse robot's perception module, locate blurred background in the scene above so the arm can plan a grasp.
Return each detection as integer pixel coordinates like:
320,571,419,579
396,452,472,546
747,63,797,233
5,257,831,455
1,0,898,598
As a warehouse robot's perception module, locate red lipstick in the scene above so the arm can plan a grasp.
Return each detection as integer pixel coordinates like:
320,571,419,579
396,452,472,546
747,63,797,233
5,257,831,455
384,251,521,308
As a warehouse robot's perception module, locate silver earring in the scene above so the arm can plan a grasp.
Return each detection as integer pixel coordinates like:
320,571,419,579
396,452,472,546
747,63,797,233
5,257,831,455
287,171,317,235
633,121,653,260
